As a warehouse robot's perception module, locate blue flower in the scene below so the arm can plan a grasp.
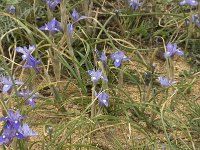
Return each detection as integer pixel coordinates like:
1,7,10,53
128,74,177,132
67,23,73,40
72,9,87,22
0,111,38,145
72,9,79,21
186,14,200,27
99,52,107,62
23,55,41,73
95,50,107,66
180,0,198,6
95,91,109,107
158,76,176,87
111,50,129,68
164,42,184,59
6,5,16,14
99,52,107,65
0,76,23,94
16,45,35,61
0,122,24,144
18,123,38,138
1,110,26,130
189,14,200,27
46,0,60,11
88,69,108,83
18,88,39,108
99,52,107,68
192,15,200,26
16,46,40,73
39,18,61,35
0,123,15,144
14,131,24,140
128,0,142,10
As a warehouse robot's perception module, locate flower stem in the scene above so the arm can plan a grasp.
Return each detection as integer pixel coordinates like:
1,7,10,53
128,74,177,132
91,83,96,118
119,65,124,87
98,61,108,90
169,58,174,80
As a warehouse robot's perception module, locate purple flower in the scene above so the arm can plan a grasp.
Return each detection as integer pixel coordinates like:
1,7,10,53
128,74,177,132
72,9,79,21
18,123,38,138
39,18,61,35
16,45,35,60
23,55,41,73
99,52,107,65
16,46,41,73
0,76,23,94
67,23,73,40
0,122,24,145
88,69,108,83
190,14,200,27
95,50,107,66
1,110,26,130
111,50,129,68
72,9,88,22
14,131,24,140
186,15,200,27
6,5,16,14
164,42,184,59
18,88,39,108
192,15,200,25
180,0,198,6
0,123,14,144
0,110,37,145
158,76,176,87
95,91,109,107
46,0,60,11
128,0,142,10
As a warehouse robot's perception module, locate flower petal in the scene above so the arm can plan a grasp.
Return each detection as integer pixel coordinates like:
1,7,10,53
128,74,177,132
114,59,122,67
3,85,12,94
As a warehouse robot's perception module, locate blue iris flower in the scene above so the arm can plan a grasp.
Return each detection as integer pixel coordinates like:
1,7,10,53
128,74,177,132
23,55,41,73
99,52,107,66
6,5,16,14
99,52,107,62
0,110,38,145
111,50,129,68
186,14,200,27
67,23,74,40
128,0,142,10
191,15,200,27
0,123,25,144
72,9,88,22
180,0,198,6
18,123,38,138
1,110,26,130
0,76,23,94
164,42,184,59
72,9,79,21
0,123,16,144
158,76,176,87
95,50,107,66
18,88,39,108
40,18,61,35
16,45,35,61
88,69,108,83
46,0,60,11
95,91,109,107
16,45,41,73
